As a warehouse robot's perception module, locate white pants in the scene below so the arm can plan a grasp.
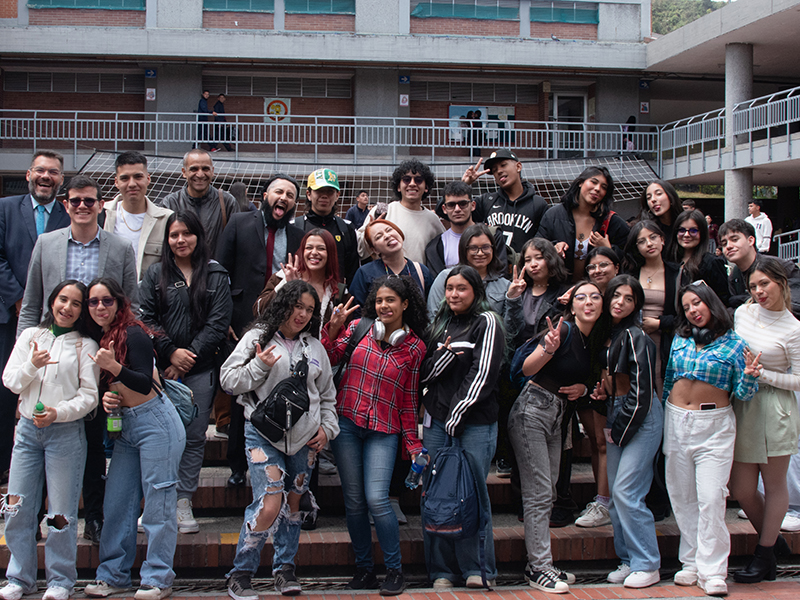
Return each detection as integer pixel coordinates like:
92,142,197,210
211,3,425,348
664,402,735,583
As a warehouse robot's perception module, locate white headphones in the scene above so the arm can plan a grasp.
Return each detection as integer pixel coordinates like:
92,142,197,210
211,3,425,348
372,320,409,346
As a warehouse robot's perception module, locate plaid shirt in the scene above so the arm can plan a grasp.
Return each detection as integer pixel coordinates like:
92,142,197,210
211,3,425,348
322,320,426,455
65,228,101,285
663,329,758,404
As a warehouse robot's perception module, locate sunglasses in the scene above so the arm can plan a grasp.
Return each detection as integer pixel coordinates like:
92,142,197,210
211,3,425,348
87,296,116,308
401,175,425,185
677,227,700,237
67,196,99,208
444,200,471,210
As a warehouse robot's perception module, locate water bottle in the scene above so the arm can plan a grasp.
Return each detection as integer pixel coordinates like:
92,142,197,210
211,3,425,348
107,391,122,440
404,448,429,489
33,401,46,418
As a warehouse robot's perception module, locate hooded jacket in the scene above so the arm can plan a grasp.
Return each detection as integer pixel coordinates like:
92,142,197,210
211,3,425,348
472,180,548,254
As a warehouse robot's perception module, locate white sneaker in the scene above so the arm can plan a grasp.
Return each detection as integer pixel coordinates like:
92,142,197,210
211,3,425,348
737,508,748,519
698,578,727,596
465,576,496,588
177,498,199,534
0,583,26,600
574,501,611,527
781,513,800,532
42,587,71,600
134,587,172,600
674,569,698,586
607,564,631,584
432,579,453,590
623,571,660,589
137,514,144,534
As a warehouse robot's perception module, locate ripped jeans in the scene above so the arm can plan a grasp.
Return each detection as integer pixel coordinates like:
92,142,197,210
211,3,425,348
95,394,185,589
228,420,315,577
3,417,86,592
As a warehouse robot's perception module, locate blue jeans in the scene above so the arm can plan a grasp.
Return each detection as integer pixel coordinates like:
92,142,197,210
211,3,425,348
422,418,497,582
178,369,217,500
606,395,663,572
228,421,315,576
95,394,185,589
3,418,87,592
330,416,401,571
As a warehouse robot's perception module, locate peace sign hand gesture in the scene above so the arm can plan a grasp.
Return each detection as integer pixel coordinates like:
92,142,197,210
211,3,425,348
506,265,527,300
543,316,563,355
281,253,302,281
744,348,762,378
462,158,490,185
329,296,360,339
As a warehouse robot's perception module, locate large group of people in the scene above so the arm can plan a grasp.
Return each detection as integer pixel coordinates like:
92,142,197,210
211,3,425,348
0,146,797,600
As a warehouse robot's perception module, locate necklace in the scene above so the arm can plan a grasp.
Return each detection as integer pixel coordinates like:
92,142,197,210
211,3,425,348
641,266,663,286
118,205,143,232
756,308,783,329
384,259,411,277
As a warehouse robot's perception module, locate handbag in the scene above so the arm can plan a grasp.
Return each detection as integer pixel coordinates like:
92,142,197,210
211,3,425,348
152,376,197,426
250,339,311,451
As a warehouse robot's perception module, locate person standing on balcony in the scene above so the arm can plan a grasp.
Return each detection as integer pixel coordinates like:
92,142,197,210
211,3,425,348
102,151,173,282
0,150,70,484
157,149,238,257
213,94,234,153
302,168,359,286
746,199,773,253
462,149,548,256
196,90,216,152
355,159,444,267
345,190,370,230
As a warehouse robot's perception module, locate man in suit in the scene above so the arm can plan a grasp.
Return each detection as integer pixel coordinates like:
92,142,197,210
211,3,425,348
216,173,304,486
18,173,138,545
0,150,71,481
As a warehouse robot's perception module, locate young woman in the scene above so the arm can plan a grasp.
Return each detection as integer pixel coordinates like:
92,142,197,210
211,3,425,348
220,280,338,597
670,210,729,306
638,180,681,244
599,276,662,589
537,166,630,282
421,266,505,589
427,223,510,320
322,275,428,595
508,281,604,593
621,220,679,395
585,247,620,294
84,278,185,600
1,281,99,600
663,282,760,597
350,219,433,307
731,257,800,583
139,211,233,534
254,228,343,333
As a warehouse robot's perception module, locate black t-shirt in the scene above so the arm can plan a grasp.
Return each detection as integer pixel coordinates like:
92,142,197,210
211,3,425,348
532,322,592,391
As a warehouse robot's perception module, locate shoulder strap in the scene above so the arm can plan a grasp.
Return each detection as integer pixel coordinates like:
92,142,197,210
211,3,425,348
218,189,227,228
412,260,426,293
333,318,374,387
600,210,616,236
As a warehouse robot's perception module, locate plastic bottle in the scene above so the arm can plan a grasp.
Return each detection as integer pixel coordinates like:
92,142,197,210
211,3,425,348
404,448,429,489
33,401,46,418
107,391,122,440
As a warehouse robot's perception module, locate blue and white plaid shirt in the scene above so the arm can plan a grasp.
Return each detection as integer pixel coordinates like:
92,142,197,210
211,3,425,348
663,329,758,404
66,228,101,285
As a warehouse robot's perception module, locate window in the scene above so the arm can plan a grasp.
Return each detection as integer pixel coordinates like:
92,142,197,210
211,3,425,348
27,0,145,8
410,80,537,104
411,0,519,20
203,0,274,12
3,71,145,94
203,75,352,98
284,0,355,14
530,1,598,24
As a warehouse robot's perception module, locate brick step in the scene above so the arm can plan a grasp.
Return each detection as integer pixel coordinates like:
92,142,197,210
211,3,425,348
1,511,795,571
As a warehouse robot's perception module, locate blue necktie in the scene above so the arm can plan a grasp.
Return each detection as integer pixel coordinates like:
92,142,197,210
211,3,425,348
35,205,46,237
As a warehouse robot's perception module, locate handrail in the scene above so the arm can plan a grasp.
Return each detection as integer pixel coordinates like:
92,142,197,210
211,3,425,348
774,228,800,263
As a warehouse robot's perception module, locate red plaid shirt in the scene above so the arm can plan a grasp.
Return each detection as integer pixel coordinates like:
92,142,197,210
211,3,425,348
322,320,425,455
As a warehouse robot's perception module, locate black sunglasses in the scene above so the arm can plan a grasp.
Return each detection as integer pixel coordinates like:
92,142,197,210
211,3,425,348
401,175,424,185
87,297,116,308
67,196,99,208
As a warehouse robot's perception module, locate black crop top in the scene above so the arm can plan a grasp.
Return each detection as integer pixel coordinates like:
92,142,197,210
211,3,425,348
115,326,156,396
532,322,593,394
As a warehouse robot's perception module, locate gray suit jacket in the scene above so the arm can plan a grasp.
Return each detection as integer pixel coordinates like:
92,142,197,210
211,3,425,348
17,227,138,336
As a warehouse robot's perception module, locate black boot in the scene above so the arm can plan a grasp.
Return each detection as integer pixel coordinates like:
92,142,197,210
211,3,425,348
734,544,777,583
775,534,792,557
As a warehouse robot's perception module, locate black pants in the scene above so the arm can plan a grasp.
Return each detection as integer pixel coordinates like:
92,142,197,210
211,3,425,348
0,319,19,475
83,412,107,523
227,400,248,475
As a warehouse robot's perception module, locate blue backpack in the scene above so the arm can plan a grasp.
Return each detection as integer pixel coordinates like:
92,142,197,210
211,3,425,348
422,436,491,589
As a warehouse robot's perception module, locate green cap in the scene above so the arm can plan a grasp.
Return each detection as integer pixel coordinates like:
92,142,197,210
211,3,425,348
307,168,340,191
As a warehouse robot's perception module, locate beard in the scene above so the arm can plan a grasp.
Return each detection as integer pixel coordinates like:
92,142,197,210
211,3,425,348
263,203,296,229
28,180,58,204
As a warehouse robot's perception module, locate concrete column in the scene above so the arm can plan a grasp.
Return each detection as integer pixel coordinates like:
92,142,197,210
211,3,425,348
724,43,753,220
146,0,156,29
519,0,530,38
147,64,203,155
275,0,285,31
354,68,403,158
356,0,403,34
158,0,202,28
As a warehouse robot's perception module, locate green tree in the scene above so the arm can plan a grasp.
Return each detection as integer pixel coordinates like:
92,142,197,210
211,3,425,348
652,0,726,36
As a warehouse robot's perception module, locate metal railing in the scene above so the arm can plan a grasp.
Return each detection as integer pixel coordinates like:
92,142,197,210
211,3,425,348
0,110,659,164
775,228,800,263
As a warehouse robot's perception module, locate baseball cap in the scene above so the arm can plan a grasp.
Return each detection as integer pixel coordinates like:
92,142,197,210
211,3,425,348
307,168,340,191
484,149,519,170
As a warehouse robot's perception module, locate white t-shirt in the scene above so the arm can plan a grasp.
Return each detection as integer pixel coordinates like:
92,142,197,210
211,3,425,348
357,201,445,266
114,205,146,258
442,228,462,268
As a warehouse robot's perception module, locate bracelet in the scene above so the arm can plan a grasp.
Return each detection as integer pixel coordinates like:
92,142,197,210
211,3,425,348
542,347,554,356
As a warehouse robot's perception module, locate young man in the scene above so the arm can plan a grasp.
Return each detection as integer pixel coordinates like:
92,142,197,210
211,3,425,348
345,189,370,229
462,149,548,254
213,94,234,152
157,149,238,256
745,198,773,253
719,218,800,316
302,168,359,285
356,159,444,266
424,180,506,277
103,151,173,281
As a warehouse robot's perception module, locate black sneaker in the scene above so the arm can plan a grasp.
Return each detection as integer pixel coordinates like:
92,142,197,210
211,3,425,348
84,519,103,545
552,567,576,584
549,506,574,528
346,568,380,590
274,565,301,596
525,566,569,593
496,458,512,478
380,569,406,596
227,572,257,600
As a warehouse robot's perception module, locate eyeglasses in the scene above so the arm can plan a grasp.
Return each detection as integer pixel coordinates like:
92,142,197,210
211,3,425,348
467,244,492,255
677,227,700,237
586,261,613,272
636,233,662,247
443,200,471,210
401,175,425,185
67,196,99,208
87,296,116,308
574,293,603,302
30,167,62,177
